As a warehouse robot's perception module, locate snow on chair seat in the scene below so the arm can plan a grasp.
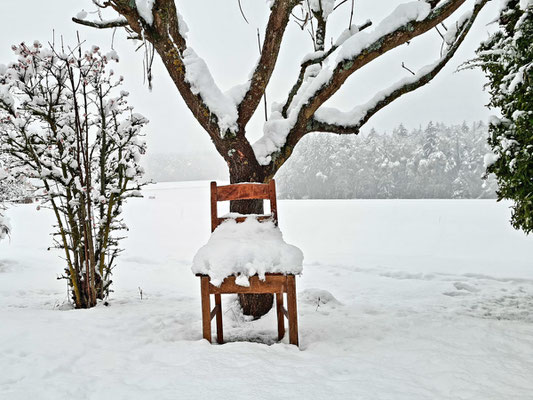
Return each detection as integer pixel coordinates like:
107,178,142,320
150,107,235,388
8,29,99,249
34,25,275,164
192,180,302,346
192,217,303,287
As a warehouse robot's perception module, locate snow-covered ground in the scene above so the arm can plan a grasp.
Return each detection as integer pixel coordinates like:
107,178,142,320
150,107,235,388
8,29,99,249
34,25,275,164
1,181,532,399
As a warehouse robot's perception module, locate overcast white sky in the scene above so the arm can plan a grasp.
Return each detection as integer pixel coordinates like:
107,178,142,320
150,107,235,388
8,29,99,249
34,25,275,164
0,0,500,157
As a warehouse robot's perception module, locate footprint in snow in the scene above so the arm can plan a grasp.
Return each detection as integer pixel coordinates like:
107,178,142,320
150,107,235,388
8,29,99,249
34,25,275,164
443,291,471,297
453,282,480,292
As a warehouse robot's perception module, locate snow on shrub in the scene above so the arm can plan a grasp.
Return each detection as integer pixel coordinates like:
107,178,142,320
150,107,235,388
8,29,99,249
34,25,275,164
0,40,148,308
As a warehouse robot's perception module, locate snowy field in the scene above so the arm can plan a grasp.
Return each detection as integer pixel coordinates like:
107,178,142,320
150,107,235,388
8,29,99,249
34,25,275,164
1,181,533,400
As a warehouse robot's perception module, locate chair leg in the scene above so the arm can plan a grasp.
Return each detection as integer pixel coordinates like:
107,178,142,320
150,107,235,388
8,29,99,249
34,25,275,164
215,293,223,344
200,276,212,343
287,275,299,346
276,292,285,341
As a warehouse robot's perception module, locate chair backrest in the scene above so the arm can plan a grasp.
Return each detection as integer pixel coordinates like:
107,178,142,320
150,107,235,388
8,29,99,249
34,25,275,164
210,180,278,232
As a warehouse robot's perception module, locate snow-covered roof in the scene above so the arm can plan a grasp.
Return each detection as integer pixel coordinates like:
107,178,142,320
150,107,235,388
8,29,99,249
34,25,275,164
192,217,303,287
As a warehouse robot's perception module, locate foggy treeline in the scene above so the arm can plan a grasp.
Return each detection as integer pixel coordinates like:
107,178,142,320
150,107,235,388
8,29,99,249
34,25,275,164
143,153,228,183
144,121,497,199
277,121,497,199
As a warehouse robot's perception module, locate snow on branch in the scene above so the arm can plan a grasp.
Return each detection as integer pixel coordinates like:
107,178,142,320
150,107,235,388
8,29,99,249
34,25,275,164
181,48,241,135
156,6,244,137
72,16,128,29
309,0,489,135
281,19,373,118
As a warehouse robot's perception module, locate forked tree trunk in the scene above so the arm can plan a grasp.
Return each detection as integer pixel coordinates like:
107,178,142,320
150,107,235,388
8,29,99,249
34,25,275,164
229,161,274,319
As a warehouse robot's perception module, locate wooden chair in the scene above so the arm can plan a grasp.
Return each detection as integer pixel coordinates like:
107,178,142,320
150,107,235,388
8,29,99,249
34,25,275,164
196,179,299,346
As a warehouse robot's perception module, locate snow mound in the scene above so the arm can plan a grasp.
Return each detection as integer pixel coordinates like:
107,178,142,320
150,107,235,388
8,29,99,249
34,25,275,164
192,218,303,287
300,288,342,307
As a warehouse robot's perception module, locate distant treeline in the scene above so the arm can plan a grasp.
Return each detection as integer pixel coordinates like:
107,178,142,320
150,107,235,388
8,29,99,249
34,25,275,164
143,122,497,199
143,152,228,183
276,121,497,199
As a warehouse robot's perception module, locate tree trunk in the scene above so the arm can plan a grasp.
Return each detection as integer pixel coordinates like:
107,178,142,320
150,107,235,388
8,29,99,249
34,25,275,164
228,160,274,319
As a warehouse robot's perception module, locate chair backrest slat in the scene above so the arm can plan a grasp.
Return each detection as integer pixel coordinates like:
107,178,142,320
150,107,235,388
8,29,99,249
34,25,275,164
210,180,278,232
216,183,270,201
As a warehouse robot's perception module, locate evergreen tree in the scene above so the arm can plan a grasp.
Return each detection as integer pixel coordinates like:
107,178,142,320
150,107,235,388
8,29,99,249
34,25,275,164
470,1,533,233
393,123,409,138
423,121,439,158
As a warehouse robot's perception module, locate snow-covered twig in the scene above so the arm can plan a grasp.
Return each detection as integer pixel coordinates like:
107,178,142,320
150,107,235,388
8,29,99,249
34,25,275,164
72,16,128,29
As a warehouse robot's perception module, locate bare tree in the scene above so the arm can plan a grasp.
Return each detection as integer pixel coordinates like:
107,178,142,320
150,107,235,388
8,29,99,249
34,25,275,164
74,0,490,317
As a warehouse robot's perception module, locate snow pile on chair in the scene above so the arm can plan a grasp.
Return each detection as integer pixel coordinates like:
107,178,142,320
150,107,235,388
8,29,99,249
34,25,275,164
192,217,303,287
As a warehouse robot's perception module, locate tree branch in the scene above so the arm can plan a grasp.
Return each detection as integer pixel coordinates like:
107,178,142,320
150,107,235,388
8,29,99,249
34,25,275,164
236,0,297,131
72,17,128,29
282,19,372,117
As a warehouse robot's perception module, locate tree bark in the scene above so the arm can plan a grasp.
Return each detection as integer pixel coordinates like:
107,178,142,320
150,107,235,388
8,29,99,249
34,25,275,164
228,158,274,319
237,293,274,320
